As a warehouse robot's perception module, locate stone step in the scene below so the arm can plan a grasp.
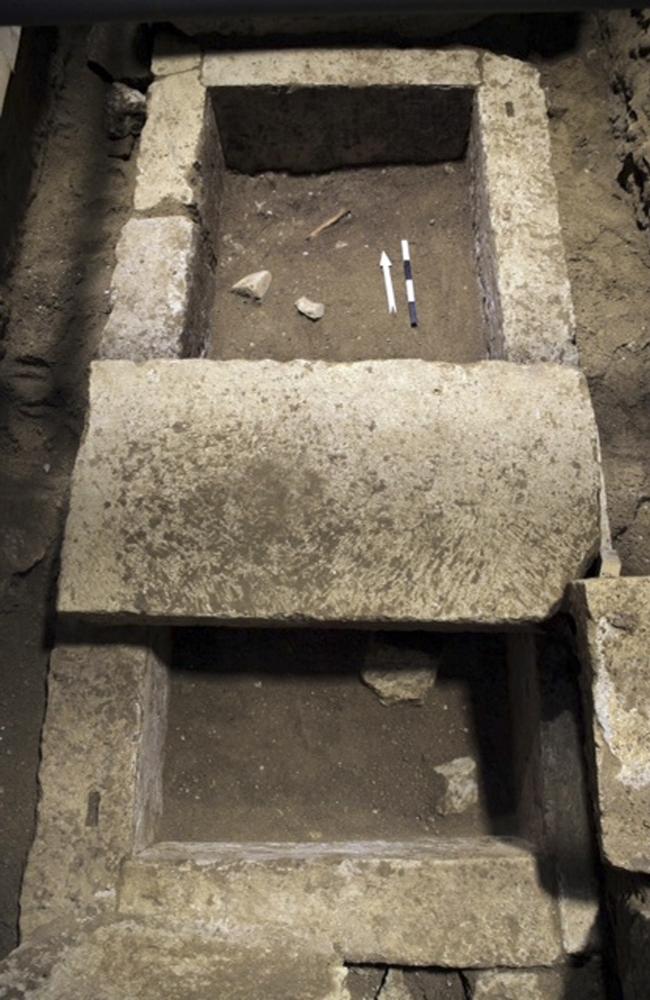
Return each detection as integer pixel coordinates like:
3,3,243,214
58,359,601,626
119,837,563,968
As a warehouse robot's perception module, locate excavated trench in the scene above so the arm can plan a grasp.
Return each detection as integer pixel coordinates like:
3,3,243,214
1,13,650,999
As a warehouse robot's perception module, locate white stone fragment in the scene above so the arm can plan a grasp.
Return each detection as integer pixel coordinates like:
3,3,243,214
231,270,272,301
296,296,325,321
434,756,478,816
361,668,436,706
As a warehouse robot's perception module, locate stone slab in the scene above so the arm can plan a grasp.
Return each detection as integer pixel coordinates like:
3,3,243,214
20,631,169,938
466,961,606,999
201,46,481,90
119,839,563,967
470,54,577,365
98,217,210,361
133,68,223,238
572,577,650,872
0,920,349,1000
58,360,601,626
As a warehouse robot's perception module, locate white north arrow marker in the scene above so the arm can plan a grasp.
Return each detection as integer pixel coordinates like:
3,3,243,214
380,251,397,315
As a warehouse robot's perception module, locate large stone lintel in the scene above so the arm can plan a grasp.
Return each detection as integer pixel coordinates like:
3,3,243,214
118,838,563,967
58,360,601,626
572,577,650,873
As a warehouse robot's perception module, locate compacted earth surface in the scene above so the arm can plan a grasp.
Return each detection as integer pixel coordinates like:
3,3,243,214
162,630,515,843
0,15,649,985
210,161,486,362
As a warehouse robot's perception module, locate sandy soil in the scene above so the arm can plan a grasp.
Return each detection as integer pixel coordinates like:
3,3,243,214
210,161,486,363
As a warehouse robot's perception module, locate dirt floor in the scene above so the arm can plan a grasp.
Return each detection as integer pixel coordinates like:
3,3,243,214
0,13,649,978
210,161,486,362
161,630,515,843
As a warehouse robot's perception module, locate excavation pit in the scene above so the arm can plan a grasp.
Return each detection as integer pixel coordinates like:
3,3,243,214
160,629,517,844
207,82,485,362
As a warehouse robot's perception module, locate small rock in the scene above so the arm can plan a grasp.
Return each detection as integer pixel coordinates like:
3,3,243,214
231,270,272,301
105,82,147,139
335,240,348,250
433,756,478,816
443,163,455,175
295,296,325,321
362,668,436,707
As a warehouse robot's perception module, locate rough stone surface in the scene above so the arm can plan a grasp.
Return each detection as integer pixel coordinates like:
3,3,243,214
471,53,577,366
508,632,601,955
119,839,563,967
134,69,223,238
201,46,481,90
0,920,349,1000
381,969,466,999
433,757,479,816
152,29,201,78
98,217,210,360
361,668,436,707
232,269,272,301
467,960,606,999
20,631,169,938
296,296,325,321
572,577,650,872
58,360,601,626
203,48,477,172
105,82,146,140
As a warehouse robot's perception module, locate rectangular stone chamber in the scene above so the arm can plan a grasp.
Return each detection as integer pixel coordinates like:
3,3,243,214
204,71,487,363
113,623,599,967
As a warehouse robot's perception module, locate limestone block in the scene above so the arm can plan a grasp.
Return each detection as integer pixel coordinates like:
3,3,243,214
98,217,211,361
20,630,169,938
203,48,476,172
471,54,577,365
119,839,563,967
0,920,349,1000
58,360,601,626
201,46,481,89
152,29,201,78
572,577,650,872
134,69,223,237
467,962,606,999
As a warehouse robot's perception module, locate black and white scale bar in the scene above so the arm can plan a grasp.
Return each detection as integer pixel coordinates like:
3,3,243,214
401,239,418,328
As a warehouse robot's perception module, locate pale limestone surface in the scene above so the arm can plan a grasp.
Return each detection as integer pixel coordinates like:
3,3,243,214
572,577,650,872
58,360,601,626
0,920,350,1000
133,68,223,236
118,839,563,967
433,757,479,816
467,961,605,999
98,217,209,360
471,54,577,365
201,46,481,89
20,633,169,938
